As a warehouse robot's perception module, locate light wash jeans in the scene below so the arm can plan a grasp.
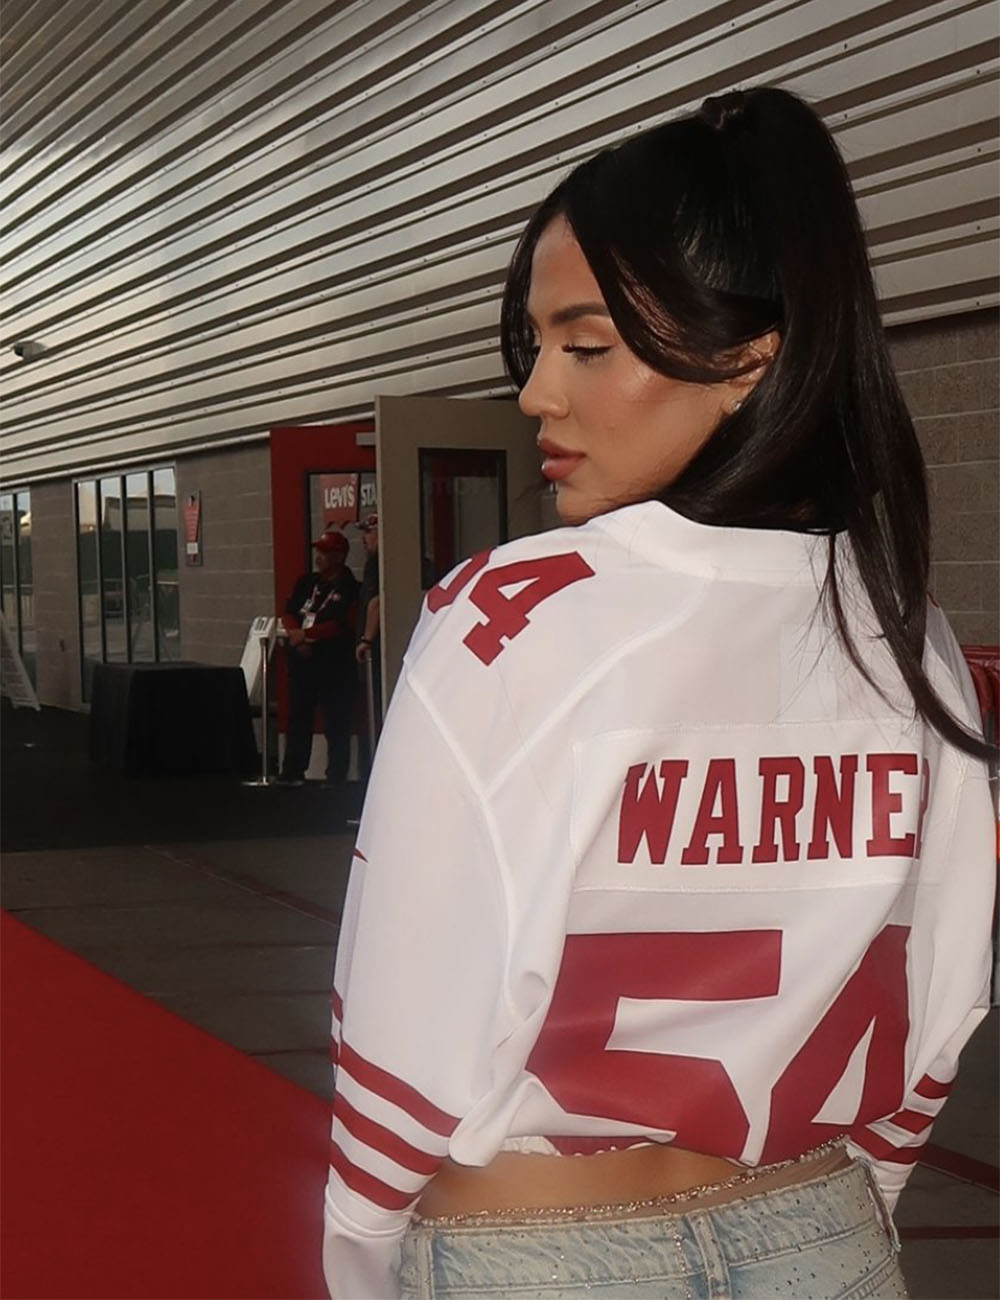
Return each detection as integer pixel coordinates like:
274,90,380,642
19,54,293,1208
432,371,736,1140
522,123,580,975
400,1161,907,1299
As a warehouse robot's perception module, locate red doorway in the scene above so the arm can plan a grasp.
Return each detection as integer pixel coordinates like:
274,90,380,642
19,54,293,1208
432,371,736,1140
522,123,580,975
269,424,375,773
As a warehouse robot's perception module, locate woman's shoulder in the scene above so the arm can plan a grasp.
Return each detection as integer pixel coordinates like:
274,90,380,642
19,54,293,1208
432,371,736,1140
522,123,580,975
405,513,639,668
412,501,675,612
922,600,988,735
397,508,709,769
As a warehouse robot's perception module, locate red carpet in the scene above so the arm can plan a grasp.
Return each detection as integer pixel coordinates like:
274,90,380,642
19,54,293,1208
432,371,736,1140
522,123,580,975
1,911,329,1299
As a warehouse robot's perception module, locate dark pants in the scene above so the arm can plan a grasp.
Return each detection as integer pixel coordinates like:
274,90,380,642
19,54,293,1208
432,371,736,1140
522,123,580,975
282,650,358,781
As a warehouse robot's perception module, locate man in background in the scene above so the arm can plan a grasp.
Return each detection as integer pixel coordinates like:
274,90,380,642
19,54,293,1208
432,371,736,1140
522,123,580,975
278,529,358,786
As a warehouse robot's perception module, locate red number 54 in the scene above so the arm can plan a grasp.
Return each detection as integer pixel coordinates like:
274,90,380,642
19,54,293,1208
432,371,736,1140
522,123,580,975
427,551,595,665
526,926,908,1161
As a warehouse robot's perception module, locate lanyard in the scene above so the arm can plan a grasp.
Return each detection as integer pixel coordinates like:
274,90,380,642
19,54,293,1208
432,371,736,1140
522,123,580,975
305,582,340,617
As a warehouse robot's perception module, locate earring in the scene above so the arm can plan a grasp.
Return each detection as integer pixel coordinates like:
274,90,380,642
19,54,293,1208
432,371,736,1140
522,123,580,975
727,397,744,415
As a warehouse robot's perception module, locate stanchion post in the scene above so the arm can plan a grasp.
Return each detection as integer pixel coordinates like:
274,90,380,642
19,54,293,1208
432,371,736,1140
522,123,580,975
258,632,270,782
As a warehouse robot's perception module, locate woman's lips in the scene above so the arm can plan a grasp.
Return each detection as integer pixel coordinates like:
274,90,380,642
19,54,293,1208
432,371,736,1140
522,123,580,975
538,438,585,482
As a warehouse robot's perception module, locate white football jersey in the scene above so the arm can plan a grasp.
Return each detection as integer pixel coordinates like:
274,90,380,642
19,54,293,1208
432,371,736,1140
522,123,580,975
323,501,995,1300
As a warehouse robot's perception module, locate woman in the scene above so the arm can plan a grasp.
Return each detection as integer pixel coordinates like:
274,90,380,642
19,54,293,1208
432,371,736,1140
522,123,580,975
323,88,995,1299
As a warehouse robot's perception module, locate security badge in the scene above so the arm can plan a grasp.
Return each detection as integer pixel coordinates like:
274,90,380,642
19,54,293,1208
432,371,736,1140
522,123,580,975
299,584,342,630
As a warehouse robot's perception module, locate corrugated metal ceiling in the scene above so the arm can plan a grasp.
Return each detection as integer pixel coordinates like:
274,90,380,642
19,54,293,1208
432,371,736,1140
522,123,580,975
1,0,996,484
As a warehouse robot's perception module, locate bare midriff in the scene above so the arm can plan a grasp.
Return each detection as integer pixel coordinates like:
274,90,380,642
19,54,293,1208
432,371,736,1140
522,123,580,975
416,1141,852,1222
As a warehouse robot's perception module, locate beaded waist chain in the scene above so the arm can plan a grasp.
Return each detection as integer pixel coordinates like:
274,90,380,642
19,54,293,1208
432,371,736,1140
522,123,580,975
414,1138,849,1227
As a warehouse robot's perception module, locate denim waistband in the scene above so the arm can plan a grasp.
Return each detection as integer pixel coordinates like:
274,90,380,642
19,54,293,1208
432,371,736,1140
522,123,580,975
401,1160,891,1292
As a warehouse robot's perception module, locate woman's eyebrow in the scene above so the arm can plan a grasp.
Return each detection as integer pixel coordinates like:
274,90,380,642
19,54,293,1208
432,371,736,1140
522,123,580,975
526,302,612,328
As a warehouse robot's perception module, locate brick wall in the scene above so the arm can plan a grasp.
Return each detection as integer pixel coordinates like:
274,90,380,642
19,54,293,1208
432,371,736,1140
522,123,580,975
30,480,80,708
887,308,999,648
176,445,274,666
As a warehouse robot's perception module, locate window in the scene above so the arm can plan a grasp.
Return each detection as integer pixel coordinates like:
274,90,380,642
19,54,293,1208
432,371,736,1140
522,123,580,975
76,466,180,698
100,476,127,663
125,473,154,662
153,468,180,661
77,482,102,699
0,495,18,647
0,490,35,687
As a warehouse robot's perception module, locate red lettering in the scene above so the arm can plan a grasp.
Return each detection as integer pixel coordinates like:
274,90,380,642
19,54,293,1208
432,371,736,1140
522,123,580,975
617,761,689,864
681,759,744,865
752,757,805,863
427,551,595,664
866,754,919,857
527,932,781,1158
425,550,492,613
761,925,909,1161
463,553,595,665
527,927,909,1165
807,755,858,860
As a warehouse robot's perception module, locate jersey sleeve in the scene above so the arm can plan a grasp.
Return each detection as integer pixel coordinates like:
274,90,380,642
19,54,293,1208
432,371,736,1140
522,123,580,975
323,671,509,1300
846,751,995,1210
845,1004,989,1210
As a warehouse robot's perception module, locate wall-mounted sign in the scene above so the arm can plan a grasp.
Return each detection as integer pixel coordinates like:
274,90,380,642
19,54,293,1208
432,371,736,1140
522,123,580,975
317,473,359,529
183,491,202,565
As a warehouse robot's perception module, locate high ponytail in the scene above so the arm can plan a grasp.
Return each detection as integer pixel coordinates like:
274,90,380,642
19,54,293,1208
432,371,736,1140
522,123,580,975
501,86,992,760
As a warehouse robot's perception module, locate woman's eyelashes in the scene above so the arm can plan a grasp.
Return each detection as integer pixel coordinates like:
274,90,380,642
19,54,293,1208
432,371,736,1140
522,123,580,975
562,344,612,362
524,338,612,367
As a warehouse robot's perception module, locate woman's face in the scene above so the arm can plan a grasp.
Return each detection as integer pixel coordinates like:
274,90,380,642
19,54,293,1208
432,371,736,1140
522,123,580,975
519,216,734,525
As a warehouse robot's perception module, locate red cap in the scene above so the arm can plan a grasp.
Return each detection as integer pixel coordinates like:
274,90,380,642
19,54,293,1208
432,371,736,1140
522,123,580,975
313,529,349,555
356,513,378,532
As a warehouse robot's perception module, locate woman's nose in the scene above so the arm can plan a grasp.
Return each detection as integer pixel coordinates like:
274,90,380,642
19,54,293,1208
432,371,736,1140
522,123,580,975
518,352,568,420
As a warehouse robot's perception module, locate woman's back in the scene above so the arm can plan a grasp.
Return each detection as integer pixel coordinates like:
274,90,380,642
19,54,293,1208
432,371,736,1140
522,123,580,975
328,501,993,1276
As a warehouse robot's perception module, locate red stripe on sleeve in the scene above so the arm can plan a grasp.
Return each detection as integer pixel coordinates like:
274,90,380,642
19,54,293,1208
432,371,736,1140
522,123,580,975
888,1108,936,1136
332,988,344,1022
329,1141,416,1212
851,1129,924,1165
352,849,368,863
338,1041,459,1138
914,1074,953,1101
334,1093,442,1176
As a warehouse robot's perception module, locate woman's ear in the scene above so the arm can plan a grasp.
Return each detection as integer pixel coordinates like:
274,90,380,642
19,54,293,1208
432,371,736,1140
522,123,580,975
722,330,781,414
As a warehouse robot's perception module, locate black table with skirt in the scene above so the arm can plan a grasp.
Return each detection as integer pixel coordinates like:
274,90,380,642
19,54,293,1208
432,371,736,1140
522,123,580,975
89,662,258,776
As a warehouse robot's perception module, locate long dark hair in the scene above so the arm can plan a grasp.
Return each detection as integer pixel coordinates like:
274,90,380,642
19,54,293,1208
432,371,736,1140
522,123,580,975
501,87,990,759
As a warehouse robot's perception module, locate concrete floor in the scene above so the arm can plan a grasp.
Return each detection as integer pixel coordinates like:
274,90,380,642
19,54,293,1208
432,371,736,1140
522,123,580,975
2,705,998,1299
